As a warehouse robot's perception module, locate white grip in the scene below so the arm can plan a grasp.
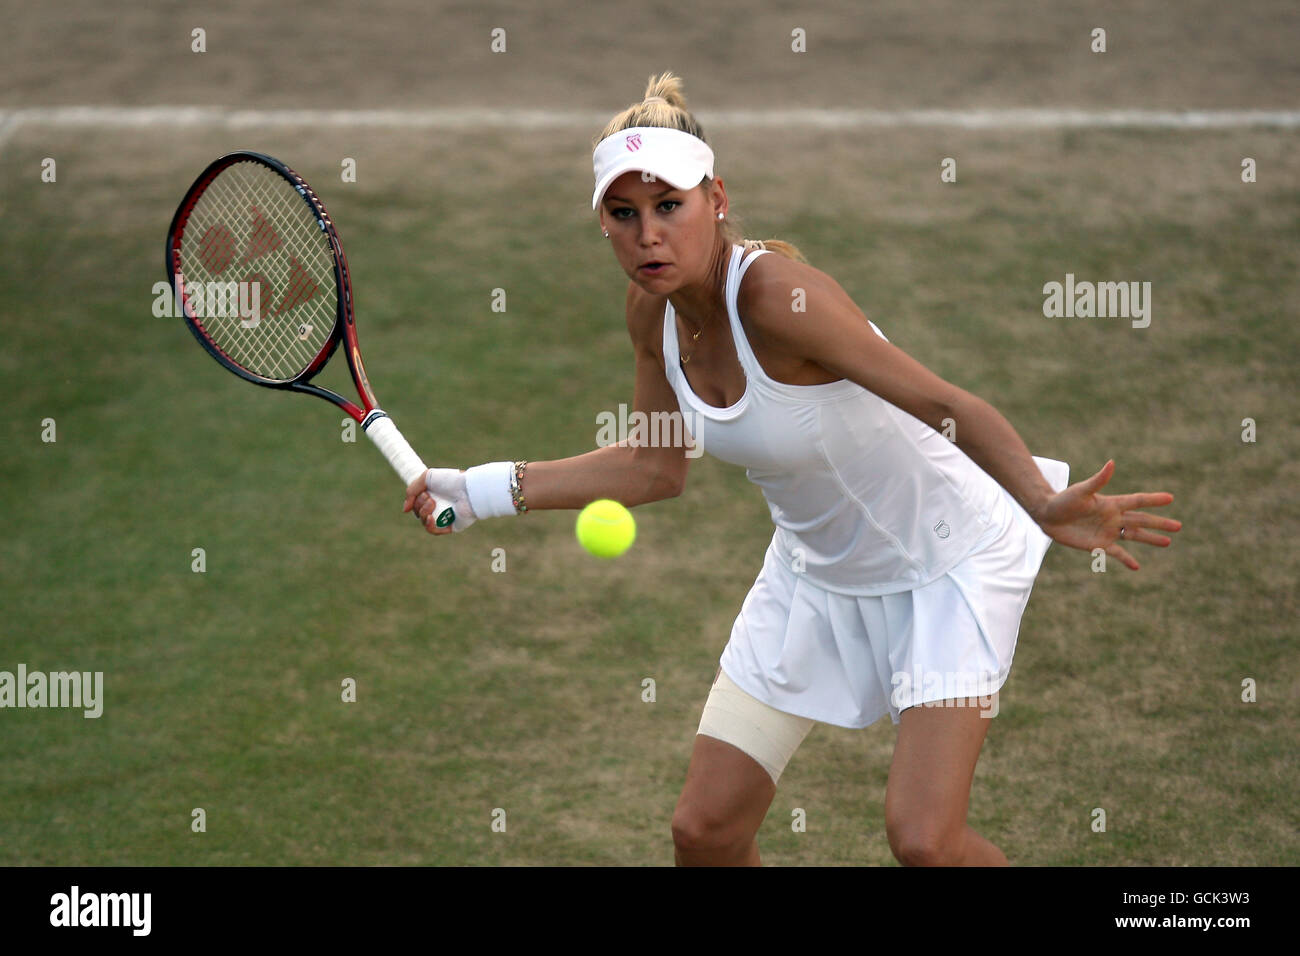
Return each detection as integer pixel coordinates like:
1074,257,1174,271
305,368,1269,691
363,412,455,528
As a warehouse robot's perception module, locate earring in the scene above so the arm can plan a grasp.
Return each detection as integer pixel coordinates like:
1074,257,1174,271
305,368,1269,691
717,213,724,220
602,230,609,238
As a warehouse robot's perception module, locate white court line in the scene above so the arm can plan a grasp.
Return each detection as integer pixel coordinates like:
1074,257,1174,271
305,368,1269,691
1,106,1297,151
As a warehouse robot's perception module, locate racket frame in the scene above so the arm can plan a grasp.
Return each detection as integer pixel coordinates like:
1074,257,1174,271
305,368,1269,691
166,150,454,526
165,149,375,423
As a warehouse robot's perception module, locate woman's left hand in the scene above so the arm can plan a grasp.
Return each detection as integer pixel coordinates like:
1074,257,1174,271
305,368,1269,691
1031,459,1181,571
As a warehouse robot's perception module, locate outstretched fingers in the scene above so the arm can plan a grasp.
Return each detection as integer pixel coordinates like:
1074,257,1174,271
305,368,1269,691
1110,505,1183,570
1117,506,1183,546
1120,516,1179,546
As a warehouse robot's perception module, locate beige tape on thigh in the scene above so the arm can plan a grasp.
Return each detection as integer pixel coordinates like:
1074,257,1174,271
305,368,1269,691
697,669,816,785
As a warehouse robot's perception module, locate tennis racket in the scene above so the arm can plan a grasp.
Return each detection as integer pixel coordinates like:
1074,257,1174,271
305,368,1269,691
165,150,454,528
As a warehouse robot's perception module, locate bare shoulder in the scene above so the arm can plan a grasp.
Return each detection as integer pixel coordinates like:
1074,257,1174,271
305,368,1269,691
737,251,868,346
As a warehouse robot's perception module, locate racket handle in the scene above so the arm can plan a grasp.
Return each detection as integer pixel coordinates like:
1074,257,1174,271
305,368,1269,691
362,411,456,528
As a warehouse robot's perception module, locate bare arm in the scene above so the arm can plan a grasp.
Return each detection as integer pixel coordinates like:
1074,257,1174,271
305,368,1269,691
517,439,670,510
944,390,1056,523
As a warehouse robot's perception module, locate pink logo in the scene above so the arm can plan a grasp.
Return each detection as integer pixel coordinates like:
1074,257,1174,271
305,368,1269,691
625,134,643,152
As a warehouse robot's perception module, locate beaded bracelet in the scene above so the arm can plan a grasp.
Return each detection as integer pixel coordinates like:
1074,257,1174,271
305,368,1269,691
510,460,529,514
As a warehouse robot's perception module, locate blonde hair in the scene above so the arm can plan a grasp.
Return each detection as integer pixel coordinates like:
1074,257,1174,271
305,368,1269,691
594,71,808,264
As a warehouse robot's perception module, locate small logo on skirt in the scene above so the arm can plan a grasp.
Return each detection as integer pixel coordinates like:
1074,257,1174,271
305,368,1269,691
933,519,951,539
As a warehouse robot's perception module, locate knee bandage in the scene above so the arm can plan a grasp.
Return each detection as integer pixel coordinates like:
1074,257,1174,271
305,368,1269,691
696,668,815,785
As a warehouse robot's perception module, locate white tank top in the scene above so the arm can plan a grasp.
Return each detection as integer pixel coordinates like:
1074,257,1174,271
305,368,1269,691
663,244,1037,596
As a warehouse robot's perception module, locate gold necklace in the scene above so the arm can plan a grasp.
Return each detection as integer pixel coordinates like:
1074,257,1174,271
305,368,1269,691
679,313,715,365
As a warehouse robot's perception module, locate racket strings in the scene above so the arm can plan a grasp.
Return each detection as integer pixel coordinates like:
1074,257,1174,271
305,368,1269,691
200,172,331,377
206,169,333,374
207,169,334,376
188,174,305,372
178,161,338,381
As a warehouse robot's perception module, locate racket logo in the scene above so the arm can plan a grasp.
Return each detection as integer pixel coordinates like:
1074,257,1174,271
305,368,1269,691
198,224,237,274
210,206,320,318
272,256,320,316
241,207,283,266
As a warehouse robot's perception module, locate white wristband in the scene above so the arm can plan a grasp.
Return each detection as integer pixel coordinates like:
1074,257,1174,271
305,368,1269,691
463,461,517,519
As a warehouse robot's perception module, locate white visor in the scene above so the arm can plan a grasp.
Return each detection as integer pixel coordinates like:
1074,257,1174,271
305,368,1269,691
591,126,715,210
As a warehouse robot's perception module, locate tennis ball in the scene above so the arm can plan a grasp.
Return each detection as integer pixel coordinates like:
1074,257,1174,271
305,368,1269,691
576,499,636,558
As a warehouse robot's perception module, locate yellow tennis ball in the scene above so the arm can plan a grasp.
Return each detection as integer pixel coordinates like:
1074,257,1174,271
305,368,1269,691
576,499,636,558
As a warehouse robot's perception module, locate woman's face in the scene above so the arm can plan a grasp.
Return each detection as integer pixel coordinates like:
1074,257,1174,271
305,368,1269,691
598,170,726,293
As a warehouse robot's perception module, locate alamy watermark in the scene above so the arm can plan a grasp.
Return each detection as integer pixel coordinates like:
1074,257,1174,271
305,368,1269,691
50,886,150,936
891,670,1000,718
1043,273,1151,328
1,664,103,718
152,273,263,327
595,403,703,458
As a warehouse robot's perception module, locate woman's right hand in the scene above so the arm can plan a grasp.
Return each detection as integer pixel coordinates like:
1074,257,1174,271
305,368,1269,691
403,468,479,535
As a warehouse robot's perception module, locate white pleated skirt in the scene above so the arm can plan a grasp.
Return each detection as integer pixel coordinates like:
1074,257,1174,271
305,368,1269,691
718,458,1069,728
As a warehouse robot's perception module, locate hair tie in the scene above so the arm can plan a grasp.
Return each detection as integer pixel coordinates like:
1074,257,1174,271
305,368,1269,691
643,96,669,106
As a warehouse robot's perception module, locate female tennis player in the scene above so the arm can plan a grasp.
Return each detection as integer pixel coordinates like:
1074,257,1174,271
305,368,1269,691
402,72,1181,866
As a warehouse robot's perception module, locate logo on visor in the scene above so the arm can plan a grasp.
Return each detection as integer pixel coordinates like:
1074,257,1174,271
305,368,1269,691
625,134,643,152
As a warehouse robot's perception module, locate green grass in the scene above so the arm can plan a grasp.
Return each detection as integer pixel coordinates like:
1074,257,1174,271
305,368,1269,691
0,125,1296,865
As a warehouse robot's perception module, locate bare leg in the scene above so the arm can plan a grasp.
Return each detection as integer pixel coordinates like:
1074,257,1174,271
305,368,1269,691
672,734,777,866
884,696,1008,866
